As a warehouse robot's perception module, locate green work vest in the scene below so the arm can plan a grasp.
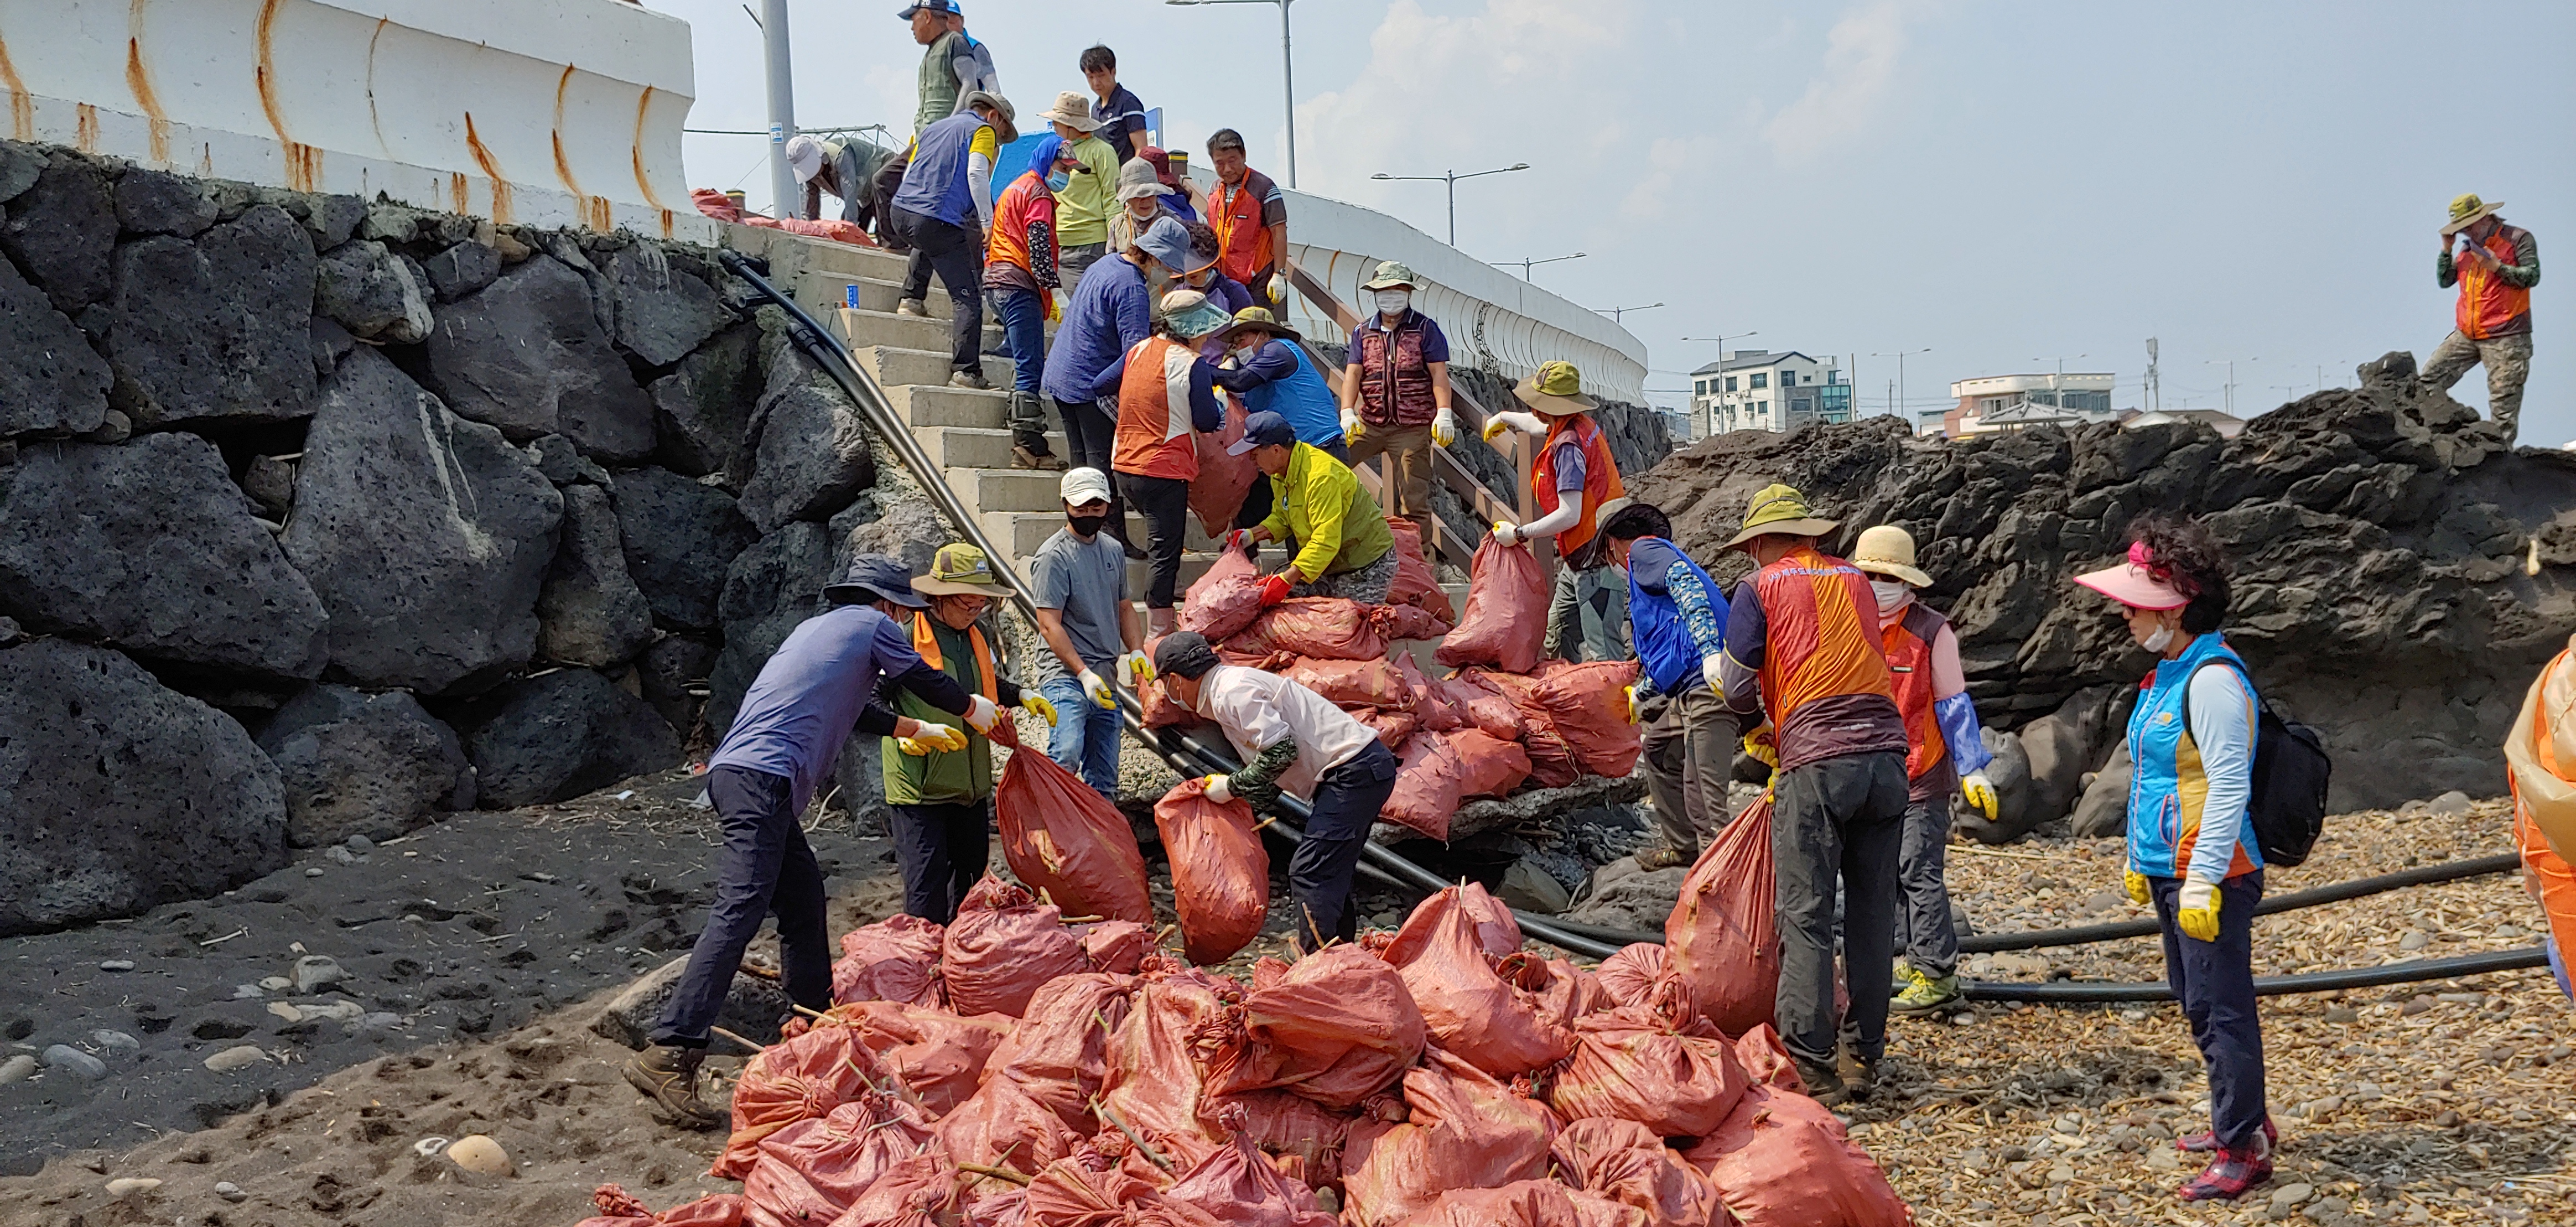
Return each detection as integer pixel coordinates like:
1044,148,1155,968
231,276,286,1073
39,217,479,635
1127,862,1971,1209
882,615,996,806
914,32,966,136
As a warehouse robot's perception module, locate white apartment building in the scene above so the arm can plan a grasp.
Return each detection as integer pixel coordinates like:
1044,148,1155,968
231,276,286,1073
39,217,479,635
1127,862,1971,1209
1687,350,1850,436
1937,371,2119,437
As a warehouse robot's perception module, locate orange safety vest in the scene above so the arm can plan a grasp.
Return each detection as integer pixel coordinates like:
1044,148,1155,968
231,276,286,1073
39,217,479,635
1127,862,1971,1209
2457,226,2532,341
1531,413,1625,557
1112,336,1202,481
1208,175,1275,284
1879,600,1951,783
1753,544,1898,734
985,171,1056,278
912,611,999,704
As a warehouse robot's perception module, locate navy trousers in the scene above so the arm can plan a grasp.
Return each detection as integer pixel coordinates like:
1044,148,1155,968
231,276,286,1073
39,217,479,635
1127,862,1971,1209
650,766,834,1047
1772,750,1909,1067
1287,740,1400,952
891,799,991,924
2151,871,2269,1149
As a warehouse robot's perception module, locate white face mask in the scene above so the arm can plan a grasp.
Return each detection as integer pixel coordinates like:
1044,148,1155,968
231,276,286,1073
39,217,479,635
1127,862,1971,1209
2142,622,2176,653
1869,579,1910,615
1374,289,1411,316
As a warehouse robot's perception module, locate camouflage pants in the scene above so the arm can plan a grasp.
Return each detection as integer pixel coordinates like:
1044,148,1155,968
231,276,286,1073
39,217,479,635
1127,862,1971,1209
2422,330,2533,443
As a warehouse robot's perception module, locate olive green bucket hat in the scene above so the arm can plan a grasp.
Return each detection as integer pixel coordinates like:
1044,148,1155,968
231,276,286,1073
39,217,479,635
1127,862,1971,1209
2442,193,2504,236
911,542,1009,596
1722,482,1840,550
1360,259,1419,291
1512,360,1598,416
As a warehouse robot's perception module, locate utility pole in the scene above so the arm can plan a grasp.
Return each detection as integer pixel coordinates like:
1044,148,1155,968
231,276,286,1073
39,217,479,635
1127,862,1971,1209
1873,348,1931,428
761,0,797,219
2144,337,2160,413
2205,357,2256,418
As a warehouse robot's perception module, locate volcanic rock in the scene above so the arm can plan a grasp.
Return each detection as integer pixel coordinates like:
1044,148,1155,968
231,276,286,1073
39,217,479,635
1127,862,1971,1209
256,684,475,846
537,483,656,668
603,243,728,365
735,381,876,533
611,466,759,631
0,252,110,436
636,634,716,737
422,254,656,462
458,668,683,808
313,239,433,344
1,153,116,313
421,240,501,301
102,203,319,427
111,168,220,237
647,321,761,480
705,519,835,736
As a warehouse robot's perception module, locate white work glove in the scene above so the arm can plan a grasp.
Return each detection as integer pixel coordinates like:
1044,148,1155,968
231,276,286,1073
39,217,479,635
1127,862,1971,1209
2175,876,2222,942
1701,654,1727,698
1482,409,1545,440
962,693,1001,735
1490,521,1521,548
1117,650,1155,688
1431,407,1457,448
1077,669,1115,709
1202,773,1234,805
896,722,970,756
1340,407,1362,445
1959,772,1999,823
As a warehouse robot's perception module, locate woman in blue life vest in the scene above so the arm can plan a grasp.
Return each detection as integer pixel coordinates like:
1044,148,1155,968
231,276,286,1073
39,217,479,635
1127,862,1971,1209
2072,513,2273,1204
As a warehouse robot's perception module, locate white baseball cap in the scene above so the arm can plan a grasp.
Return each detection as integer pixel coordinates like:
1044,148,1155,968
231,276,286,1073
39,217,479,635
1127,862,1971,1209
1061,467,1114,506
786,134,824,183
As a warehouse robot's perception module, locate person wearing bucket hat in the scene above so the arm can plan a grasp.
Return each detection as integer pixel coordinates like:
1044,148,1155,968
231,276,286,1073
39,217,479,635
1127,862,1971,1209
985,132,1078,471
1105,157,1177,258
629,552,984,1127
2421,193,2539,443
1847,525,1997,1018
1338,260,1456,526
1045,215,1198,552
887,542,1061,924
1032,466,1149,799
1213,306,1344,473
1486,361,1629,663
2073,513,2278,1203
1038,90,1120,285
890,90,1016,391
1088,288,1231,631
1229,410,1399,606
1595,500,1739,870
1711,482,1909,1104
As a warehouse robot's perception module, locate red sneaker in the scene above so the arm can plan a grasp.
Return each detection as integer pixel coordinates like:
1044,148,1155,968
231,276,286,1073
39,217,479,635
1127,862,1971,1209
2176,1117,2278,1153
2177,1138,2274,1202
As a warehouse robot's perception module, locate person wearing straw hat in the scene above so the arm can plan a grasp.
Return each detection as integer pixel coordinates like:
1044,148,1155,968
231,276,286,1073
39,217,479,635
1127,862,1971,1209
985,133,1079,471
1595,499,1737,870
1338,261,1456,527
627,554,983,1127
2073,513,2276,1203
1847,524,1998,1019
1485,360,1629,663
1212,306,1347,485
1713,482,1908,1104
889,90,1017,391
1032,466,1150,800
2420,194,2539,443
1229,410,1399,606
1038,90,1120,287
1088,289,1231,633
1044,215,1201,554
888,543,1060,925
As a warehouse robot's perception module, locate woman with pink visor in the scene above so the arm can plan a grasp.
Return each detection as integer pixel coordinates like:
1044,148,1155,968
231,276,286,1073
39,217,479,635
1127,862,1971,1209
2073,513,2276,1203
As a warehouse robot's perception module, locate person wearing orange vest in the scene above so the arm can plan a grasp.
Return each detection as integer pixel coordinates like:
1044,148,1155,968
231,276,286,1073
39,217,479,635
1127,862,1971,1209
985,134,1080,471
1848,526,2000,1019
1715,483,1909,1105
1088,289,1229,633
2502,635,2576,1007
1486,361,1630,662
2421,194,2539,443
1204,127,1288,307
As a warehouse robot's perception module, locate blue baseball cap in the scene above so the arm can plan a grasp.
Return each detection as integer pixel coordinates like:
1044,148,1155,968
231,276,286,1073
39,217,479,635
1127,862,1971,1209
1226,410,1297,456
823,554,927,607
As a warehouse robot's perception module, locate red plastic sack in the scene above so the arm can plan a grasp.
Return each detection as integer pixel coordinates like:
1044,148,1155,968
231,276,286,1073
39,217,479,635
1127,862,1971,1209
1194,399,1263,538
831,914,948,1008
1180,549,1269,641
832,1151,963,1227
1665,797,1780,1037
1393,656,1461,732
1281,657,1412,710
1378,885,1571,1077
742,1091,938,1226
1155,777,1272,965
693,188,878,246
944,876,1090,1018
1532,660,1643,778
1450,729,1533,799
1204,943,1425,1109
1524,956,1616,1032
1443,673,1526,742
1435,539,1547,674
1161,1104,1341,1227
1380,734,1464,841
1386,1181,1648,1227
998,750,1154,926
986,972,1136,1130
578,1187,755,1227
1206,1089,1357,1184
1682,1084,1914,1227
1732,1023,1805,1094
1348,706,1421,752
1098,973,1237,1167
1453,878,1526,959
711,1021,878,1179
1339,1049,1561,1227
1078,920,1151,974
1593,944,1671,1011
1548,1002,1753,1138
1023,1145,1169,1227
941,1074,1087,1197
965,1189,1029,1227
1227,597,1386,662
1550,1117,1723,1227
1383,518,1456,622
1468,669,1581,788
1370,603,1453,643
805,1000,1011,1117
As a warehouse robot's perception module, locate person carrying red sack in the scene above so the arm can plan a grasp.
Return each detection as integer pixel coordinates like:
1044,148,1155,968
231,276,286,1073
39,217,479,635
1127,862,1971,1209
1712,483,1908,1105
1155,631,1398,952
1594,498,1736,870
1483,360,1629,663
1225,410,1398,607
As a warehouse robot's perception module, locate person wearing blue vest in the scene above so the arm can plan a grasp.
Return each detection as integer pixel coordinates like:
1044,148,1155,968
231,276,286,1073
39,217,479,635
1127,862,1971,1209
890,91,1016,390
1595,500,1738,869
1209,306,1346,533
2073,513,2274,1204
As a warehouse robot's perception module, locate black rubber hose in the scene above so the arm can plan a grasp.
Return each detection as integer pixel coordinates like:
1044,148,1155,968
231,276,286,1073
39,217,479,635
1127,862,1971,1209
1961,945,2549,1003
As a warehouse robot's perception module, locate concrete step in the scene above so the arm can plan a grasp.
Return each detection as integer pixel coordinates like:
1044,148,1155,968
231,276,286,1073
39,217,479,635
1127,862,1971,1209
797,239,914,282
801,270,948,320
953,466,1067,514
980,509,1075,559
911,425,1071,471
889,382,1012,429
1131,552,1218,596
859,345,1017,391
828,306,1006,356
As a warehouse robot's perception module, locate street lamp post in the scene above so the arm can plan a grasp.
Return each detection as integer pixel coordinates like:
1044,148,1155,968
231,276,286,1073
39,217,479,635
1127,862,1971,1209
1873,347,1931,423
1492,252,1585,281
1373,164,1531,247
1594,302,1664,324
1167,0,1300,188
760,0,798,219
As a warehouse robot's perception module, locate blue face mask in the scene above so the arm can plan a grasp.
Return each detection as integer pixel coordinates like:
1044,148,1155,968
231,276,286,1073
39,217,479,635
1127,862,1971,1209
1045,170,1071,192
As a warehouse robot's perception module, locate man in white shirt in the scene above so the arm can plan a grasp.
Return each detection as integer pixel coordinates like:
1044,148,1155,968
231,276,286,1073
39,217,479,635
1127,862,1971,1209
1153,631,1397,950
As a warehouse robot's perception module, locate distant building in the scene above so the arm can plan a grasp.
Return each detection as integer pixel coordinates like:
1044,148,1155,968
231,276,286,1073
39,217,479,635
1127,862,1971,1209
1936,371,2118,438
2120,408,2246,439
1689,350,1851,436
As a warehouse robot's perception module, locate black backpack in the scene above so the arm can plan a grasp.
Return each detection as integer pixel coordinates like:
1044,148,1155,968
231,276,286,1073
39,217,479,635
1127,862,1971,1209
2187,661,2332,866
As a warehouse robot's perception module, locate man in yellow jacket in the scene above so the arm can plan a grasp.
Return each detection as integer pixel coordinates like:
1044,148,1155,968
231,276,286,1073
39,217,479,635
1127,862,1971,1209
1227,410,1397,606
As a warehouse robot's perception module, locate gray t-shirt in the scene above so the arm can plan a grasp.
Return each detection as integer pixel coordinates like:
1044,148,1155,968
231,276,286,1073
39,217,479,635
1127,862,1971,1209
1030,526,1126,668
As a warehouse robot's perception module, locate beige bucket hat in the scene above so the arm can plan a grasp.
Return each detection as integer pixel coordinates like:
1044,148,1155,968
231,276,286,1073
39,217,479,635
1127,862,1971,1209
1850,525,1933,589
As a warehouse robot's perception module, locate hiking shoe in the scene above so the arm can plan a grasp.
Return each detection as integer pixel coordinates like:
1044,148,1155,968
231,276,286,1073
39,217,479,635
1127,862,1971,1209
949,369,993,391
1891,968,1963,1015
624,1044,724,1130
2177,1117,2278,1153
2178,1138,2273,1202
1835,1047,1878,1102
1011,444,1066,471
895,298,929,318
1634,844,1690,871
1794,1057,1850,1106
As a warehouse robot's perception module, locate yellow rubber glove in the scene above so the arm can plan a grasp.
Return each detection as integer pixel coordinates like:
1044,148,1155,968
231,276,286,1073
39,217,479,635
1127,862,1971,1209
1117,651,1155,688
1341,408,1363,446
1481,414,1509,443
2175,877,2222,941
1741,726,1779,771
897,722,970,756
1021,692,1058,728
1623,685,1641,725
1960,772,2001,823
2123,868,2152,906
1078,668,1116,709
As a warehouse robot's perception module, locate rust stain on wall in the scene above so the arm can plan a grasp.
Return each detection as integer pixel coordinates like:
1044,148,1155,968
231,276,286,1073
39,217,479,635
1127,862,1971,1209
630,85,667,211
0,33,33,142
126,0,169,163
464,112,511,225
449,171,468,215
659,209,673,240
253,0,316,191
75,103,97,153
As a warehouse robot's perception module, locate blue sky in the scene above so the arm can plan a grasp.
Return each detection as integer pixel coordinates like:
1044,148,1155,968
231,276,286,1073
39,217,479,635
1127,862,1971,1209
649,0,2574,440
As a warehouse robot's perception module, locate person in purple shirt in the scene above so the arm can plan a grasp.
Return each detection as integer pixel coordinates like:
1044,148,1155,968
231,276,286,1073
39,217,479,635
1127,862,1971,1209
624,555,995,1129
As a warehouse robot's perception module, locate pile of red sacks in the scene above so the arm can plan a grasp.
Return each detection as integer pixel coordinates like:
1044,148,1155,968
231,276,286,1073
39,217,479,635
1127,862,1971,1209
1154,529,1641,844
579,881,1910,1227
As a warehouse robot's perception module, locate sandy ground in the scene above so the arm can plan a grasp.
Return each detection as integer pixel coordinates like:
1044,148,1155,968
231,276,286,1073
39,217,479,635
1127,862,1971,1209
2,768,2565,1226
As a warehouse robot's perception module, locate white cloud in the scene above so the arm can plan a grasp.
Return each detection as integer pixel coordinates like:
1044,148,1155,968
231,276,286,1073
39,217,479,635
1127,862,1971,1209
1760,0,1915,159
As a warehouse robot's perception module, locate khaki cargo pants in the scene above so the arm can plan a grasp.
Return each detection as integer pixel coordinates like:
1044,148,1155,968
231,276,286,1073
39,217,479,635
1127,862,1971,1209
2421,330,2533,443
1343,421,1435,519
